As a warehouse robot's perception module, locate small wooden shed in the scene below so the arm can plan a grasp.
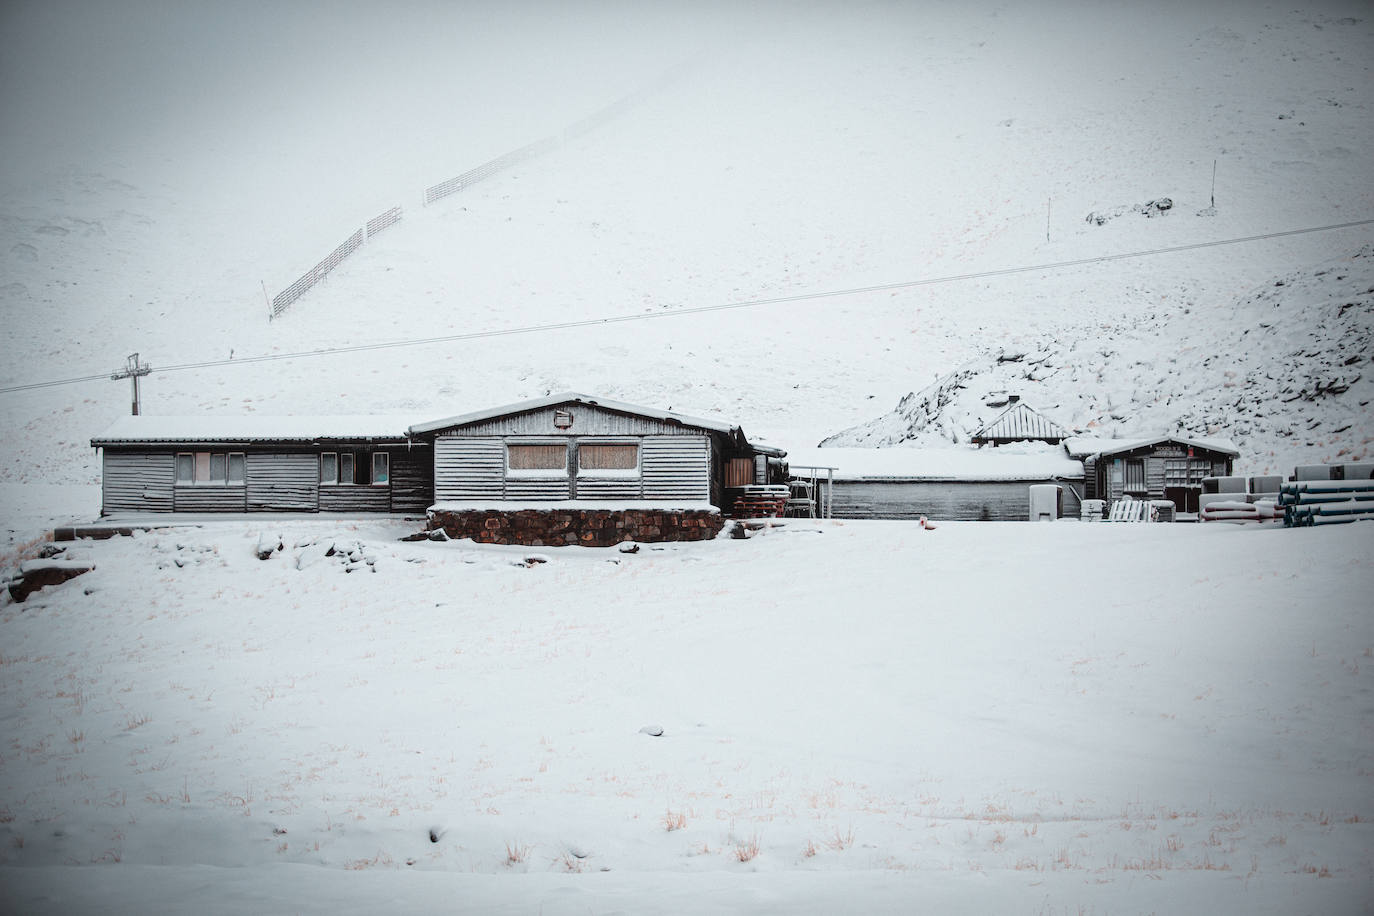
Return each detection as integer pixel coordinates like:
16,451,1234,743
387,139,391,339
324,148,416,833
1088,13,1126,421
784,445,1085,521
1065,435,1240,515
90,416,432,516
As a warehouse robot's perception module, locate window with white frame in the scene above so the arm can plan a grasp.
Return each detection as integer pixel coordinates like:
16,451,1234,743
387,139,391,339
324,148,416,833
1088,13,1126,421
320,452,338,485
578,441,638,476
175,451,245,486
372,452,389,485
506,442,567,475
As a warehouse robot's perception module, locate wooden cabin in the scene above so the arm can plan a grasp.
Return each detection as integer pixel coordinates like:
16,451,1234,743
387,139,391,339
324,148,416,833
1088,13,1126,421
90,416,432,516
90,393,781,545
1064,435,1239,515
405,393,776,506
784,446,1085,521
405,393,782,543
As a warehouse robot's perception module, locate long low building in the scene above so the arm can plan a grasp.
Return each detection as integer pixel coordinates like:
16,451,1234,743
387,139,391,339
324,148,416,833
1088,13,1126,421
89,393,786,544
786,445,1086,521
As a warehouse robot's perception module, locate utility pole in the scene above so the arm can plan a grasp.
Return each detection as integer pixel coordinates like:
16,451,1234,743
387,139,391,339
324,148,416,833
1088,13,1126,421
111,353,152,415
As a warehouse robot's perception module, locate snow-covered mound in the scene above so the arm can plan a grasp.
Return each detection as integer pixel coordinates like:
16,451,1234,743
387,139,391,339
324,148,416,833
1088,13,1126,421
821,247,1374,475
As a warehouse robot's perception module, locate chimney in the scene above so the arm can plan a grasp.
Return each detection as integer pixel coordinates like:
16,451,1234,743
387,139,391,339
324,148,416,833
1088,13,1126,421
1008,395,1021,404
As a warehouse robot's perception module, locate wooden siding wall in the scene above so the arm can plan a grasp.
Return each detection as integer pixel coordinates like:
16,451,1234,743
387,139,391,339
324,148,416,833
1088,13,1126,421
101,445,429,515
1147,458,1166,494
829,479,1081,521
442,404,702,438
575,477,643,499
245,453,318,511
433,433,709,502
505,477,573,500
643,436,710,501
434,437,504,500
102,451,174,514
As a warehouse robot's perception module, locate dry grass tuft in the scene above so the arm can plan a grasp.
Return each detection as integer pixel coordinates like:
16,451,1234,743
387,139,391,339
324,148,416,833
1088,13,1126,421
733,834,760,863
663,810,688,831
505,841,531,865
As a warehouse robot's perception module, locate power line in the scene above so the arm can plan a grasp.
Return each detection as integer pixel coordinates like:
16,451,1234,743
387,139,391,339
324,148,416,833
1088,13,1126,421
2,216,1371,396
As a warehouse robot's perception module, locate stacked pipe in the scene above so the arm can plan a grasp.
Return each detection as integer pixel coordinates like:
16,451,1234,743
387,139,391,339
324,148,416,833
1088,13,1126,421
1280,481,1374,527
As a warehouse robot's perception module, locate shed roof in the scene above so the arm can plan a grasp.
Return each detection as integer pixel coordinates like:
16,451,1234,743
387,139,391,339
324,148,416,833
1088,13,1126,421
971,401,1069,443
1063,435,1240,460
91,415,420,446
785,444,1084,482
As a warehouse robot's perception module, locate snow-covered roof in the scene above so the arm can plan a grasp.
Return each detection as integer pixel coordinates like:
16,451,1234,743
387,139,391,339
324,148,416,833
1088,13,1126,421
91,415,421,445
785,444,1084,481
1063,435,1240,460
971,401,1069,443
407,392,742,437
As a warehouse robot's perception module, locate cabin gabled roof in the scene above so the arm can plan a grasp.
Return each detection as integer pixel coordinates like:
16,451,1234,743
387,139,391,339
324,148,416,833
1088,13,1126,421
971,401,1069,444
408,392,738,438
1063,434,1240,460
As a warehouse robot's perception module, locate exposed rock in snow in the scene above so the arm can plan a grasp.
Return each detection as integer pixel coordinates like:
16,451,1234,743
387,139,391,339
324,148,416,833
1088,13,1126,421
820,249,1374,475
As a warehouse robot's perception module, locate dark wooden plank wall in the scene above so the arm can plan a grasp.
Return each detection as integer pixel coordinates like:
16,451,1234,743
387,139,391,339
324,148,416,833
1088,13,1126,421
389,446,433,512
318,485,390,512
102,451,174,515
245,453,318,511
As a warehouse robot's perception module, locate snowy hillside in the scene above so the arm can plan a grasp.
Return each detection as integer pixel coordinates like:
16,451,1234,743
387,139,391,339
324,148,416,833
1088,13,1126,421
2,1,1373,508
823,245,1374,472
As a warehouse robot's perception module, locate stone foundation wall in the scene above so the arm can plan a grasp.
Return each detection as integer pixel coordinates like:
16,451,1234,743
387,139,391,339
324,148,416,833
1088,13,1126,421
427,507,725,547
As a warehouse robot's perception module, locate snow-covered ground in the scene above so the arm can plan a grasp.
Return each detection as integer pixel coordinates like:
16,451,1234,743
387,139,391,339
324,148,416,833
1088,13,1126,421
3,0,1374,911
2,519,1372,914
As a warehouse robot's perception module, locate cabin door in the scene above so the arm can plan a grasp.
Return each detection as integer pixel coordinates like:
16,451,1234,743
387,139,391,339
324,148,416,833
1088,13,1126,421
1165,486,1198,514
